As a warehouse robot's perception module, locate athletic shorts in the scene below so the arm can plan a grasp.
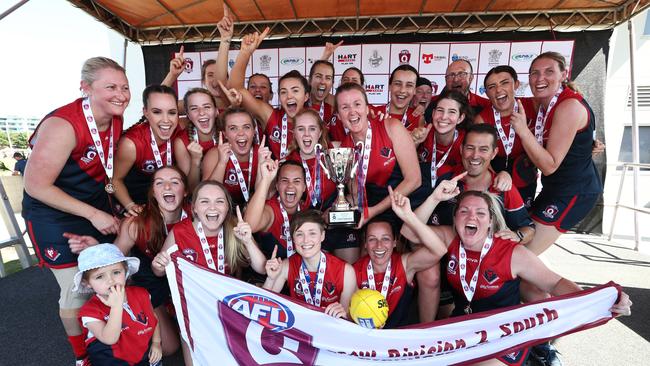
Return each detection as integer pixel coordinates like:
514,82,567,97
516,182,537,210
531,191,599,232
129,251,171,309
51,266,91,309
26,219,115,268
322,227,360,251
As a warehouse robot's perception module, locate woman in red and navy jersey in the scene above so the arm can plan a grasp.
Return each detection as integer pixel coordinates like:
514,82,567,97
354,188,447,328
264,210,357,319
383,64,423,132
510,52,603,256
202,108,266,206
113,85,180,216
66,166,189,358
230,29,310,160
477,66,538,208
173,88,219,191
23,57,129,364
336,83,421,227
402,183,632,366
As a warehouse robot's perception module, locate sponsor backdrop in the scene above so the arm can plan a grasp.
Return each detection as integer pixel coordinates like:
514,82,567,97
166,251,619,366
172,40,574,106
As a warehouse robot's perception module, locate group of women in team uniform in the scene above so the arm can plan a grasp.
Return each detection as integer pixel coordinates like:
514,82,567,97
24,13,632,365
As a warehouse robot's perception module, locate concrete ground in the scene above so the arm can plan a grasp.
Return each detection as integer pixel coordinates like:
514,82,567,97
0,229,648,365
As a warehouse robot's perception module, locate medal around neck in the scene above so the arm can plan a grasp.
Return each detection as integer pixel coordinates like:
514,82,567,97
317,143,362,227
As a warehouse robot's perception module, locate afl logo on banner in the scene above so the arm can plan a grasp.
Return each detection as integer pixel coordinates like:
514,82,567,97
223,293,295,332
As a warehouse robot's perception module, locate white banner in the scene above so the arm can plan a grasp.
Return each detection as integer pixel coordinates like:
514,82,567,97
166,251,619,366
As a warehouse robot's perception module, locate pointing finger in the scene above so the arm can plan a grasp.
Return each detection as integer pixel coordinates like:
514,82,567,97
236,205,243,222
271,245,278,259
179,45,184,58
451,171,468,182
218,80,230,95
219,131,223,145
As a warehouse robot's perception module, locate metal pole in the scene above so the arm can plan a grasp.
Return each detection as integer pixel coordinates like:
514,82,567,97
0,0,29,22
607,164,628,241
627,20,641,250
122,38,128,69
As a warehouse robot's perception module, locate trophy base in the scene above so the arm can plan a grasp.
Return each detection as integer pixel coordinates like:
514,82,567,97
328,210,361,228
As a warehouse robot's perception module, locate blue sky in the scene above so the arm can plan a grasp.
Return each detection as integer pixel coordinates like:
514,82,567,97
0,0,145,123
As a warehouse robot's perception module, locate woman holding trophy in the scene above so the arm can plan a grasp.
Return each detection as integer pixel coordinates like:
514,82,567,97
335,83,421,228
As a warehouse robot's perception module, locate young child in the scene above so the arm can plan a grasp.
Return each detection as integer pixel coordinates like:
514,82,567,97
73,243,162,366
264,210,357,319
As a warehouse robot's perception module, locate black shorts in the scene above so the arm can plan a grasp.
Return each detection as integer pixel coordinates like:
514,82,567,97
531,191,599,232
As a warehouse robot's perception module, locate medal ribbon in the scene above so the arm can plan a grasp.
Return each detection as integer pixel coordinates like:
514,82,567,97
228,148,254,202
302,150,322,207
492,102,520,167
149,126,172,168
356,123,373,218
366,258,392,299
458,235,493,305
191,127,217,145
298,252,327,307
196,223,225,274
82,97,114,184
534,87,563,145
280,113,289,160
278,197,299,256
430,130,458,187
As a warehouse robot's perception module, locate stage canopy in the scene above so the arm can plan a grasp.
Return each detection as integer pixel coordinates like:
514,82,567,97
68,0,650,44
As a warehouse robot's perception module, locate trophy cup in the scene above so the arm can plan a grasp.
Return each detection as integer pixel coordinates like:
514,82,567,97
317,144,362,227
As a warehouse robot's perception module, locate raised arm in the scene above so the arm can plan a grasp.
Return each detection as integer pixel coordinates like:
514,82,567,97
511,98,587,176
161,46,185,88
244,158,278,232
263,246,288,292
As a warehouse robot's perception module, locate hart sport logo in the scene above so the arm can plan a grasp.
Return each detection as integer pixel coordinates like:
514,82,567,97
365,84,385,96
337,54,357,65
223,293,295,332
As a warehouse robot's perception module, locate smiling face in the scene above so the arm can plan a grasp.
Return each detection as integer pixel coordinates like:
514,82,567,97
336,88,370,135
454,195,492,249
485,72,519,114
294,113,322,156
248,74,273,103
461,132,497,177
433,98,464,136
365,221,396,269
224,111,255,158
293,221,325,260
144,92,179,142
153,167,186,214
445,60,473,96
310,63,334,104
529,57,567,105
193,184,230,234
84,262,127,298
279,77,309,118
412,84,433,109
82,68,131,121
389,70,417,111
186,91,217,134
276,164,306,211
203,62,221,98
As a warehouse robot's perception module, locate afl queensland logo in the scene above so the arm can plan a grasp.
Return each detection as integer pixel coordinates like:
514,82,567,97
183,58,194,73
224,293,295,332
399,49,411,64
280,57,304,66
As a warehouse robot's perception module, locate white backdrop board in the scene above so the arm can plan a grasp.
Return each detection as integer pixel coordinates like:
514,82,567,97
175,40,574,106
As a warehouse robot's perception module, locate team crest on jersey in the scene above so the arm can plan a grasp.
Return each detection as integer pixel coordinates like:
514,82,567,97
44,247,61,262
182,248,198,262
270,125,281,143
419,148,429,162
142,160,157,173
543,204,559,219
225,168,238,185
483,268,499,284
447,255,458,275
324,281,336,296
80,144,98,164
329,115,337,126
135,311,149,325
293,280,305,296
380,147,392,159
430,214,440,225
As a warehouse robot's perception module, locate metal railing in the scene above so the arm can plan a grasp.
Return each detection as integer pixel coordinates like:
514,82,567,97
607,162,650,250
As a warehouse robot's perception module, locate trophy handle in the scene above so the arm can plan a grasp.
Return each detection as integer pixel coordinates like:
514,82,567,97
316,144,331,180
350,141,363,179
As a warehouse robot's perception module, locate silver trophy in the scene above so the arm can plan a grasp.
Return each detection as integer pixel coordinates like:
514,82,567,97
317,143,362,227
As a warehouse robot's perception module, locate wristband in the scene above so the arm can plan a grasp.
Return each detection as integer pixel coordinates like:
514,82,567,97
516,230,525,242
